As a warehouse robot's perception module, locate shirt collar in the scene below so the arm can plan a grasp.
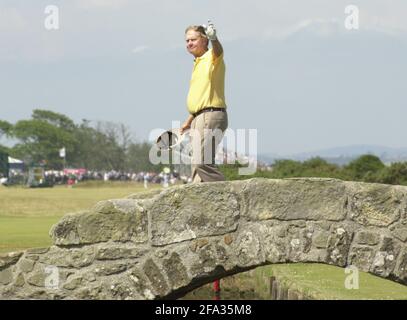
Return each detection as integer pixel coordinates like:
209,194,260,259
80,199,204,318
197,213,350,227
194,48,211,62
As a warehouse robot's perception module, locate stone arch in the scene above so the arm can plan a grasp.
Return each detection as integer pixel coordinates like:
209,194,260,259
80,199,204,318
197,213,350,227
1,178,407,299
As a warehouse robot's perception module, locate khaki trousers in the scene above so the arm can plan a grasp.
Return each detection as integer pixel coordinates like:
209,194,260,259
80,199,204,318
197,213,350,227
190,110,228,183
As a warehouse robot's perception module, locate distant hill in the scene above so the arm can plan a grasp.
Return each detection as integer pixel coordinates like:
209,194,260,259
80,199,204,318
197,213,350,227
259,145,407,166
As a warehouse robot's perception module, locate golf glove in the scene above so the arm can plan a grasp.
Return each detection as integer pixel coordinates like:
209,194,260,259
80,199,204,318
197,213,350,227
205,20,217,41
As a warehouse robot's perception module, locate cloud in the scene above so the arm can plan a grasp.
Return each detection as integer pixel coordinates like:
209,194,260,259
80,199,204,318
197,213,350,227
75,0,130,9
132,45,149,54
263,14,407,41
264,18,344,39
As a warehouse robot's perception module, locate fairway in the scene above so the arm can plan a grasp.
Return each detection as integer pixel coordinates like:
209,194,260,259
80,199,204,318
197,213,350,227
0,216,61,253
184,263,407,300
259,263,407,300
0,182,160,253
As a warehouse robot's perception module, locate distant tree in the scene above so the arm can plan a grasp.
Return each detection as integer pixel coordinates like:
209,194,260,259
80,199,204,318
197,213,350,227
68,120,100,169
69,120,130,171
12,118,75,168
378,162,407,186
268,159,304,178
11,110,77,168
0,144,10,155
126,141,163,173
0,120,12,138
94,121,128,170
344,154,385,181
0,120,12,159
302,157,327,168
32,109,75,131
302,157,341,177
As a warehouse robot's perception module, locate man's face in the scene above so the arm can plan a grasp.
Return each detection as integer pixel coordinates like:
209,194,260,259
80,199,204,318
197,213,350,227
185,30,208,58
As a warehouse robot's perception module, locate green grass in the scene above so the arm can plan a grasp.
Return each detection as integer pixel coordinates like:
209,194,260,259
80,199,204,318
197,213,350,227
253,263,407,300
0,216,61,253
0,182,160,253
0,182,160,217
184,263,407,300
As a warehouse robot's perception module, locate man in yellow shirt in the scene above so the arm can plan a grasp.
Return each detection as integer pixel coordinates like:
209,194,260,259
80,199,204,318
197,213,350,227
181,22,228,183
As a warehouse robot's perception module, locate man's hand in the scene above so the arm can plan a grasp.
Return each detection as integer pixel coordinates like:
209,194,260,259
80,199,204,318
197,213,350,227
205,20,217,41
180,115,194,134
180,122,190,135
204,20,223,58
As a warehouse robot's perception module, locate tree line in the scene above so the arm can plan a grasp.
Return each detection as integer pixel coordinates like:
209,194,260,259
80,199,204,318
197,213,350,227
0,109,161,172
220,155,407,186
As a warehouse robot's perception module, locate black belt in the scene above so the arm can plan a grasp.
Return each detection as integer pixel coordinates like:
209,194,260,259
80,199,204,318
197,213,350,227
192,107,226,118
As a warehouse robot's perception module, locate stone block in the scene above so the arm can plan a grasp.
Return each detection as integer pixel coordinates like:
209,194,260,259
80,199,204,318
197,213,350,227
240,178,348,222
355,231,380,245
150,183,240,246
51,199,148,245
348,183,403,227
0,268,13,285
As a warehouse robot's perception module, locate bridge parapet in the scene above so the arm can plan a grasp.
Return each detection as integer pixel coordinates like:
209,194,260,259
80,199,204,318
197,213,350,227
1,178,406,299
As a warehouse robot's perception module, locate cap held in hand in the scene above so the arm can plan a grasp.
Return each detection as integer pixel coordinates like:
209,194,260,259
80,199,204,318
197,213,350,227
156,128,189,151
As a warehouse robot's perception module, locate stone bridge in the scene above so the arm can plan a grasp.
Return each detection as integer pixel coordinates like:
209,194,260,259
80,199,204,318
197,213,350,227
1,178,407,299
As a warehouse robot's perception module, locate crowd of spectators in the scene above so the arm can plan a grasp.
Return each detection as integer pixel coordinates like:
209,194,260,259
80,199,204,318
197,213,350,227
43,169,192,186
1,168,193,187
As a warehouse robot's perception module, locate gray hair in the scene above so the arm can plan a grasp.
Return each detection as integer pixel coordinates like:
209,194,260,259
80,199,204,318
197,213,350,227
185,25,207,38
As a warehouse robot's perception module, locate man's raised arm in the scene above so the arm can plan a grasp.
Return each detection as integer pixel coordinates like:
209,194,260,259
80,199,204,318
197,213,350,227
205,21,223,59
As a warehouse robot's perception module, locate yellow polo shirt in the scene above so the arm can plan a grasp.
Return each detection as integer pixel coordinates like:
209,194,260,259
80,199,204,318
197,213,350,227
187,48,226,114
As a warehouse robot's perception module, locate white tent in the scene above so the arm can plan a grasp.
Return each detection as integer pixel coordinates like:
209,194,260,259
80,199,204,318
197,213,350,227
8,157,23,164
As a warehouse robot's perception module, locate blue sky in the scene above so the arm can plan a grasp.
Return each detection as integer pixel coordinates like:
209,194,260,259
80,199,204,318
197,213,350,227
0,0,406,156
